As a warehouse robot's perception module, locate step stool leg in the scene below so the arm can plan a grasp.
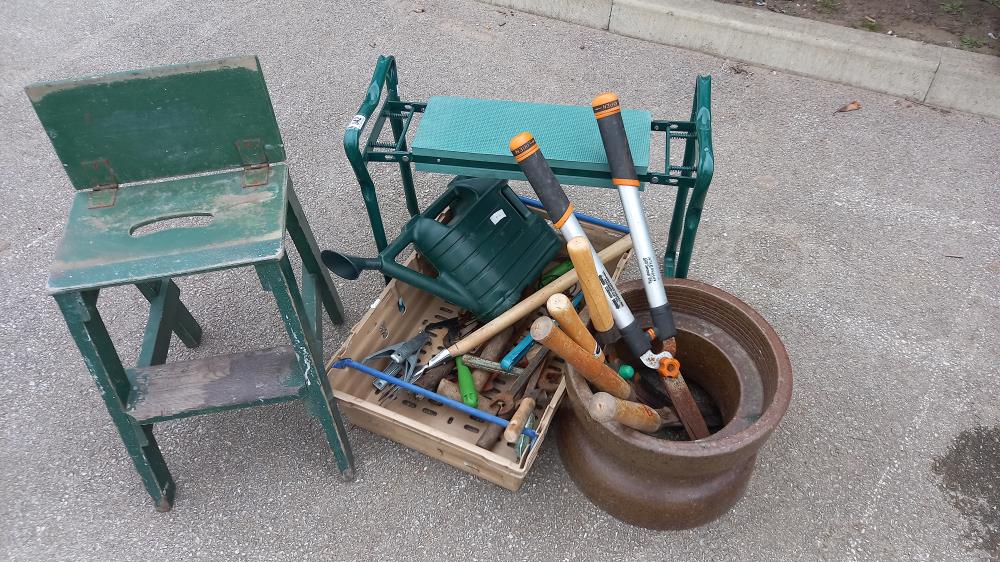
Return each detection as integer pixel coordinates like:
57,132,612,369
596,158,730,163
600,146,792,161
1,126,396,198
285,180,345,326
54,290,177,511
136,279,202,348
255,260,355,479
136,278,181,368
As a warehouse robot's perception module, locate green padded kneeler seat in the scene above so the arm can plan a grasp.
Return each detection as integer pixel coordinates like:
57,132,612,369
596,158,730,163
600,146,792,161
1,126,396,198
412,96,651,188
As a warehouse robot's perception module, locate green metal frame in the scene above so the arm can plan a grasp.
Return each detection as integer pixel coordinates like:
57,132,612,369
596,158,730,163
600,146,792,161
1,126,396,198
344,55,714,278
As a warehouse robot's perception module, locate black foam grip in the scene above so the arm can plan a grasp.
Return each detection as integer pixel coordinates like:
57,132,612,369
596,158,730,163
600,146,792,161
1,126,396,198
595,329,619,351
618,320,651,359
595,111,638,183
517,149,571,224
649,304,677,341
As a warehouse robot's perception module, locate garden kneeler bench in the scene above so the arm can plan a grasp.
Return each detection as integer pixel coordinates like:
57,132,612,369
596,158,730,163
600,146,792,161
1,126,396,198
27,56,354,511
343,56,714,283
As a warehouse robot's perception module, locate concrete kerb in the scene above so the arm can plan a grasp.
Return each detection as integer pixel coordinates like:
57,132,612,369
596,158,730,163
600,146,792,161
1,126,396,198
484,0,613,30
478,0,1000,119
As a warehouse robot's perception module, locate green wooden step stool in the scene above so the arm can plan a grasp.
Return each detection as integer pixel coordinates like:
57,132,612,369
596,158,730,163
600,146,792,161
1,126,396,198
27,56,354,511
344,56,714,280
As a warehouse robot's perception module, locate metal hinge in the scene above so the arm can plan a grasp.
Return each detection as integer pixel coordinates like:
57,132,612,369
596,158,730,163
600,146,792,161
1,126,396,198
236,138,269,188
81,158,118,208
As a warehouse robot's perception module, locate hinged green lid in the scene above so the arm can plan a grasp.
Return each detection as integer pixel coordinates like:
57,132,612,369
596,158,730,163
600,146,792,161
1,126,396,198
25,55,285,190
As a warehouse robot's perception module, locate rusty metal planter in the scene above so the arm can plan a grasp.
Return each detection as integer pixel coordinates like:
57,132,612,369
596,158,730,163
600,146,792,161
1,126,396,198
557,278,793,529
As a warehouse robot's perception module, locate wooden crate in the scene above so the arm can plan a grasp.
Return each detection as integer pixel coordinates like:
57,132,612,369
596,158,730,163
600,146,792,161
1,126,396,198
326,218,630,490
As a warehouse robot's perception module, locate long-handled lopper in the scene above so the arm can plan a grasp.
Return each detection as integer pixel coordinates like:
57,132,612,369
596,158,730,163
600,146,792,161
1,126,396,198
510,131,678,380
591,93,710,439
509,132,652,359
591,93,677,343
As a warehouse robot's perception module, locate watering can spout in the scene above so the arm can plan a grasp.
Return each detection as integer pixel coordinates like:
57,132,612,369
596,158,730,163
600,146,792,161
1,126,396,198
321,250,381,280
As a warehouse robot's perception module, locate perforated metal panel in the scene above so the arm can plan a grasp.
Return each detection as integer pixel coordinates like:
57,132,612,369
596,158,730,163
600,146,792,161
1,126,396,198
412,96,650,187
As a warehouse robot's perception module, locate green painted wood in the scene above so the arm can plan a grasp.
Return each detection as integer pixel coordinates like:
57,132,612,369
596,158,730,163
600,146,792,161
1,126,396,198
256,261,355,477
285,181,344,325
136,280,203,348
54,291,176,511
411,96,651,187
137,279,177,368
25,56,284,190
125,346,304,424
276,254,321,369
47,164,289,293
302,272,322,350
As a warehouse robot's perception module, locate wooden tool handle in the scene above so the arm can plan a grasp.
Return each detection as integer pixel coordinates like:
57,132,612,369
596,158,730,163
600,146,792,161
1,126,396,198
477,326,514,361
547,293,604,362
477,423,505,450
436,379,462,403
446,234,633,358
531,316,632,400
504,396,536,443
567,237,614,333
588,392,663,434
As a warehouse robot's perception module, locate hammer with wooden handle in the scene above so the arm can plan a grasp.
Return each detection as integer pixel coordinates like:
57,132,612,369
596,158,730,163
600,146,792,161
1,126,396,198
588,392,723,434
588,392,665,434
504,396,537,444
530,316,632,400
546,292,603,363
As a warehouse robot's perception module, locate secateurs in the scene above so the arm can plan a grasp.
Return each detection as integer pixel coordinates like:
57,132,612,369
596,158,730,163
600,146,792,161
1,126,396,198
362,331,430,403
364,314,479,404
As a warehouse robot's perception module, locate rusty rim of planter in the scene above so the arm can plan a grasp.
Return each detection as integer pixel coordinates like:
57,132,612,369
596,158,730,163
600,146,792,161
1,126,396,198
570,278,793,459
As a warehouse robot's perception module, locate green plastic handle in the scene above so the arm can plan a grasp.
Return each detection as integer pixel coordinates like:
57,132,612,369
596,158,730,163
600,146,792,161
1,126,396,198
541,260,574,286
618,364,635,380
456,356,479,408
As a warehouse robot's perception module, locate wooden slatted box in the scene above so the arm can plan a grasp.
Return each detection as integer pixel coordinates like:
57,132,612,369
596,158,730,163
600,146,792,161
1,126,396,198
326,215,630,490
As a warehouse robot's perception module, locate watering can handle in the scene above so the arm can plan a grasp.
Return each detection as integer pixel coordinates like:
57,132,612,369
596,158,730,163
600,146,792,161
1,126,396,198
374,183,467,295
376,177,511,301
375,219,442,295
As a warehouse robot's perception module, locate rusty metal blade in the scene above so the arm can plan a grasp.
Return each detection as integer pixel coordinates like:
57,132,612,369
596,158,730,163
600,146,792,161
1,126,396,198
663,374,710,440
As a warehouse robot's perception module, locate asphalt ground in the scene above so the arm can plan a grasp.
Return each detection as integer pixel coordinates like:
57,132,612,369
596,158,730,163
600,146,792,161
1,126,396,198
1,0,998,559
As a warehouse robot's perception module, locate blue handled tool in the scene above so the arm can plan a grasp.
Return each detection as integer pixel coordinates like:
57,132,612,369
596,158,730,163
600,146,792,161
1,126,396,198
500,292,584,371
333,358,539,441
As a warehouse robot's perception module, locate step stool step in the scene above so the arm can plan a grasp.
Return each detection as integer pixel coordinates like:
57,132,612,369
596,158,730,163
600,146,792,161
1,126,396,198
126,346,304,423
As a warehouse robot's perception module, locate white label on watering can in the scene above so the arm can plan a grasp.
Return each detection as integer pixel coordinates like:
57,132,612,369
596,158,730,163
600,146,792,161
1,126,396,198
490,209,506,225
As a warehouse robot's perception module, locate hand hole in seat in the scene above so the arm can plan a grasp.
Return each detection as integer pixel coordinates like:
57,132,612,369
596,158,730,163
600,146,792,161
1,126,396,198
130,213,214,237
